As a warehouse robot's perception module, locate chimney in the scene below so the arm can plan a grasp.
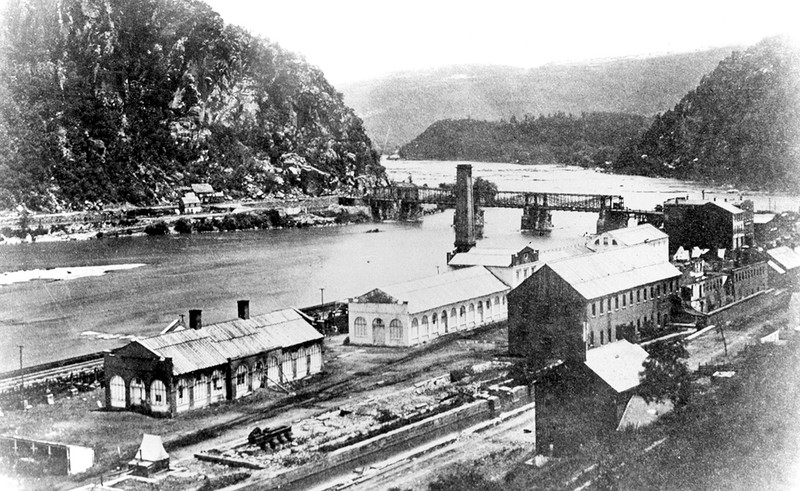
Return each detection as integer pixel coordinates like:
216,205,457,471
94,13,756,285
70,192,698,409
237,300,250,320
189,309,202,330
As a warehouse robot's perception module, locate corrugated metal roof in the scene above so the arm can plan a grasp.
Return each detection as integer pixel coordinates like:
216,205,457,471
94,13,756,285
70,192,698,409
545,246,681,300
767,246,800,271
600,224,667,245
584,340,648,393
359,266,509,314
136,308,321,375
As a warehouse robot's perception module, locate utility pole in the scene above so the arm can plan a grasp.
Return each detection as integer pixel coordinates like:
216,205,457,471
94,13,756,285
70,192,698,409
319,288,325,307
17,345,23,388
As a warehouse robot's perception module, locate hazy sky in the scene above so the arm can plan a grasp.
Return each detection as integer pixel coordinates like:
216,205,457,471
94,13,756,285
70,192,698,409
204,0,797,85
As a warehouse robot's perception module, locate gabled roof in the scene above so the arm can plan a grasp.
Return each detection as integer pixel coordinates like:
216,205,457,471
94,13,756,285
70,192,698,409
585,340,649,393
135,308,321,375
767,246,800,271
181,193,201,206
666,199,744,215
191,183,215,194
447,246,537,267
596,224,668,246
353,266,509,314
543,246,681,300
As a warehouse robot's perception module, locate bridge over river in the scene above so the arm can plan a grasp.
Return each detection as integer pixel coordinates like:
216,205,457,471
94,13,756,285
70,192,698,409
363,164,662,252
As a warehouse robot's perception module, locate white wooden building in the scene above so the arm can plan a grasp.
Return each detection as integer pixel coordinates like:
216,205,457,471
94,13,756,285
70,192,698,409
348,266,510,347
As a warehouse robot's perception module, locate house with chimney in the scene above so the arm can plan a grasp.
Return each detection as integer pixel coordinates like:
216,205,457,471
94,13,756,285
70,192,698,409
104,301,323,416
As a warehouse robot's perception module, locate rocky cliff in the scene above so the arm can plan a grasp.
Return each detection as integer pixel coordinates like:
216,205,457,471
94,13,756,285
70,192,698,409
611,37,800,191
0,0,383,211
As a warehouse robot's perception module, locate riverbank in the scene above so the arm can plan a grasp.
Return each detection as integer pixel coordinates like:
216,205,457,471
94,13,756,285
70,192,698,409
0,203,375,246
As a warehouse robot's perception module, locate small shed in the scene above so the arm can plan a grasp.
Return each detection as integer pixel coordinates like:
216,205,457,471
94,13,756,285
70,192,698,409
128,434,169,476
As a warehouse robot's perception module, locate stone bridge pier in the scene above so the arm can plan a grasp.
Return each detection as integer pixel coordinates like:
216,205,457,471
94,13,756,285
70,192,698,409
596,208,628,233
521,206,553,235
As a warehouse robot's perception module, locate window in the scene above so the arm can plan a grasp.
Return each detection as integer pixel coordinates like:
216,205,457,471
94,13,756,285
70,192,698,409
390,319,402,340
650,286,654,298
411,317,419,338
637,290,641,302
615,296,619,309
109,375,126,408
592,303,596,316
623,294,626,307
421,316,429,336
130,378,145,406
236,365,248,386
630,291,634,303
599,301,604,314
608,298,612,311
354,317,367,337
176,379,187,404
600,331,604,344
607,327,612,343
150,379,167,405
212,370,223,390
643,288,647,301
589,331,594,346
657,284,661,296
441,311,449,332
451,307,457,320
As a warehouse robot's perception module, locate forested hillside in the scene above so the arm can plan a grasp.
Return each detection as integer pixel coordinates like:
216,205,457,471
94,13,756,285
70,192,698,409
612,37,800,191
0,0,383,211
399,113,650,166
341,47,737,151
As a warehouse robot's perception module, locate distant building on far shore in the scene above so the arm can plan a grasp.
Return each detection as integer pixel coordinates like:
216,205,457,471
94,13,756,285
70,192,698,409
663,198,753,254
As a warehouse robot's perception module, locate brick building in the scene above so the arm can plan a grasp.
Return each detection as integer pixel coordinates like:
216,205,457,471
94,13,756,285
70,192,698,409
663,198,753,254
508,246,681,367
104,303,322,416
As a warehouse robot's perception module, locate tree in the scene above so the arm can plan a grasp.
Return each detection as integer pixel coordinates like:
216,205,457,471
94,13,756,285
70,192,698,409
638,340,693,407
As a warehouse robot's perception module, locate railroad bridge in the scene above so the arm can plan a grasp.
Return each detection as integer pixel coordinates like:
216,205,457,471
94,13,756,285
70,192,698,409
364,164,662,252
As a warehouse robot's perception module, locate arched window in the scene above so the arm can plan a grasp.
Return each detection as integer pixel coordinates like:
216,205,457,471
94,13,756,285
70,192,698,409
130,378,145,407
441,310,449,332
411,318,419,340
176,378,188,408
354,317,367,338
451,307,457,320
253,361,264,390
431,313,438,335
389,319,403,340
268,357,280,385
468,303,475,325
109,375,126,408
477,301,484,323
459,306,466,328
421,316,429,337
150,379,167,410
236,364,249,395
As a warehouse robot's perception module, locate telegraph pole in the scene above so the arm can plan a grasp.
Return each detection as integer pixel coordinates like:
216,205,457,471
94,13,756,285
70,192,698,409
17,345,24,388
319,288,325,307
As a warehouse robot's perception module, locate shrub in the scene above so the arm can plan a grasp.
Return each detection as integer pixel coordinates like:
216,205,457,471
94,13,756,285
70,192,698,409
144,221,170,236
174,218,193,234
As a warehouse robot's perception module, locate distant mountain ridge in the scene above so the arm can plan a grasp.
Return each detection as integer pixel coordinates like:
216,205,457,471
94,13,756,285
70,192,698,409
340,47,740,151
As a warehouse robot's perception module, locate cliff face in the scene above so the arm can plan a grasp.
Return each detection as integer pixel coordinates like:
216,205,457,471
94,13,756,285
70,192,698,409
612,37,800,191
0,0,383,211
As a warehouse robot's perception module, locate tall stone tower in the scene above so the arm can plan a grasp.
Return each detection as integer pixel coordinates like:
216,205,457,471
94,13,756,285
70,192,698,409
454,164,476,253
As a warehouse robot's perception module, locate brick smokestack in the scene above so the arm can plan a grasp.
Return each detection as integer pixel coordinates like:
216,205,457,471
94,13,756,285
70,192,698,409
189,309,202,330
237,300,250,320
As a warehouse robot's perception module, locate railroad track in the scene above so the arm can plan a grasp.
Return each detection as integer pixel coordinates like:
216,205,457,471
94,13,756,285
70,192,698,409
0,354,104,393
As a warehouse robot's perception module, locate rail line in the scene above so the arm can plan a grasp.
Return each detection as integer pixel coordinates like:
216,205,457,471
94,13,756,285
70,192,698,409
0,353,104,393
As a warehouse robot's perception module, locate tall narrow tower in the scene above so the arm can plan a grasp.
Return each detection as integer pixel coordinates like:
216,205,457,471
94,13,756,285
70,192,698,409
454,164,476,253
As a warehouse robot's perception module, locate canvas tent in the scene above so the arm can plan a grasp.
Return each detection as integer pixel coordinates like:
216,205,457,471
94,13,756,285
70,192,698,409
128,434,169,476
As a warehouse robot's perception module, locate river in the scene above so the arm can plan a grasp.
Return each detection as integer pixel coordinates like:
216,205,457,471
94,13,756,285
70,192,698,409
1,160,797,371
